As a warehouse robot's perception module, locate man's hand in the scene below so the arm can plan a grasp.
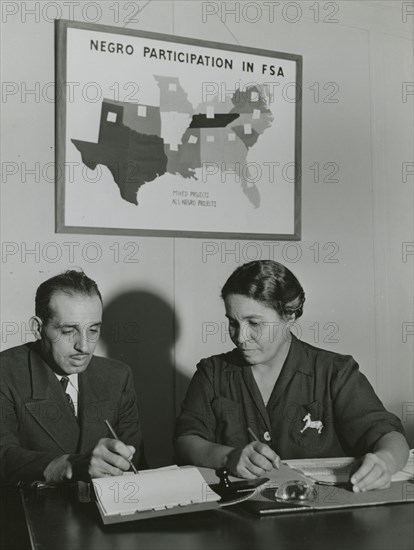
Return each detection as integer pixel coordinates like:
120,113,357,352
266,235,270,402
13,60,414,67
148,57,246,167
43,454,73,482
226,442,280,479
350,452,392,492
88,438,136,478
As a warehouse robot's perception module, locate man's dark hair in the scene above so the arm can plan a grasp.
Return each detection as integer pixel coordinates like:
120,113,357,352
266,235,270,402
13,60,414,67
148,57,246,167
35,270,102,323
221,260,305,320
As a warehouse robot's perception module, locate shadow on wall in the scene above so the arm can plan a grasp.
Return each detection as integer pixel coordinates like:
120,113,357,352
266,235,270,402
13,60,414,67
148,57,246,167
100,291,189,468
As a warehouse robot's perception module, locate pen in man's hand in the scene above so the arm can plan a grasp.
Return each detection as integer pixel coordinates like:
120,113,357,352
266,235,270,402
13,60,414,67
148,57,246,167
104,419,138,474
247,427,280,470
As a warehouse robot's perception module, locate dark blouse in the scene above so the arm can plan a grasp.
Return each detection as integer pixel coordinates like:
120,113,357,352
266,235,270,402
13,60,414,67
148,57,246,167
175,336,405,459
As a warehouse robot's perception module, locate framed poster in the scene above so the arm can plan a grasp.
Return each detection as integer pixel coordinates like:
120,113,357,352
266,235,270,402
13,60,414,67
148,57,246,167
56,20,302,239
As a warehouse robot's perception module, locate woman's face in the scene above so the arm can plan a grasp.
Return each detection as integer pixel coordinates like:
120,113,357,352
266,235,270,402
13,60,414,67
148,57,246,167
224,293,291,367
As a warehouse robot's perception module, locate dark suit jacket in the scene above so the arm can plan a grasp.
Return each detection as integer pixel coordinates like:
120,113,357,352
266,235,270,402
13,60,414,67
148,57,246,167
0,343,146,482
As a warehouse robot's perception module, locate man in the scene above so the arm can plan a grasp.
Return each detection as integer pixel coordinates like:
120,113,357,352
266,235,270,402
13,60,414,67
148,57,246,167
0,270,146,482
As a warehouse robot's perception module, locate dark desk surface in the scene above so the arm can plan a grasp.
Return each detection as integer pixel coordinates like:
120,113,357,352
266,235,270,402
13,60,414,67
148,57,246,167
5,484,413,550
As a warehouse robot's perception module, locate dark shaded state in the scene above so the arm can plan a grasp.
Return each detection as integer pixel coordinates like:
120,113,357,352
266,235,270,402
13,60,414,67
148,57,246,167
190,113,239,128
72,126,167,205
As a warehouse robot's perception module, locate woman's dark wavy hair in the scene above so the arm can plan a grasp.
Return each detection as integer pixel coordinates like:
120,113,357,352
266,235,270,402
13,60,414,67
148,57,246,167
35,269,102,323
221,260,305,320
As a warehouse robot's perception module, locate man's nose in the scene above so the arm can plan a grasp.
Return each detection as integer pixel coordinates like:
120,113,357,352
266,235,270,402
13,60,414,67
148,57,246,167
74,332,89,352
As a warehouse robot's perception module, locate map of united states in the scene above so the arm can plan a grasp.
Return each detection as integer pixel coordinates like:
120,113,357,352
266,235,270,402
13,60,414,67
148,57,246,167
72,75,274,207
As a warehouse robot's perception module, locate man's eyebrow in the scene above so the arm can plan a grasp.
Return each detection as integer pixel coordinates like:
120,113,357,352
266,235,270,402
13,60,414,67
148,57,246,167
57,322,102,328
225,314,265,320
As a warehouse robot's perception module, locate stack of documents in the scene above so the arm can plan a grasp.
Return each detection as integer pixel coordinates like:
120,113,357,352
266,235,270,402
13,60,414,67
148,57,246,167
92,466,221,524
284,453,414,484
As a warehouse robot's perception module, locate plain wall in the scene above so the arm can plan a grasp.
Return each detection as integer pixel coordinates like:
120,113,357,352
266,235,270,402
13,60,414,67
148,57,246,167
1,1,413,465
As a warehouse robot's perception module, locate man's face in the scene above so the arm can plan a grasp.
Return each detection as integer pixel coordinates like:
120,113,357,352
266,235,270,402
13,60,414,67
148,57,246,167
39,292,103,375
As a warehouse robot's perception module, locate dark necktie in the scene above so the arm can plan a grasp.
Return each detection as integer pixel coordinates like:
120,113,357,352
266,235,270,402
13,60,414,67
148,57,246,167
60,376,77,417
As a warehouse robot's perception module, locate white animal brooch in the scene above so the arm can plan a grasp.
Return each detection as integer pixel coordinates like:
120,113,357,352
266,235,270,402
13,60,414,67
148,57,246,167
300,413,324,434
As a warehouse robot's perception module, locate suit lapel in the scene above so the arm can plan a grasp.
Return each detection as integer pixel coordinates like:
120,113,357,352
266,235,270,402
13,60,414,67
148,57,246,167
26,346,80,452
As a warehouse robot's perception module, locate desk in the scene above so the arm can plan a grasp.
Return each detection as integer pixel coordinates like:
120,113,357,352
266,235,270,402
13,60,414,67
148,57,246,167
4,483,413,550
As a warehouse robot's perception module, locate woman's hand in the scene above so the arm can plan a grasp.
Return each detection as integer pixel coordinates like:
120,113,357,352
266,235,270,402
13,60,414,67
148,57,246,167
350,452,392,492
226,441,280,479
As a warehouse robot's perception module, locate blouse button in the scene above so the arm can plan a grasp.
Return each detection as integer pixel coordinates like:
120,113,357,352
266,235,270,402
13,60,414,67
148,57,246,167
263,431,271,442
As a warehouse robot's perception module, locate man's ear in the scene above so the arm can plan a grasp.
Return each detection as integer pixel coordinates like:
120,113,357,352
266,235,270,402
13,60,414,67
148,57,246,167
29,316,43,340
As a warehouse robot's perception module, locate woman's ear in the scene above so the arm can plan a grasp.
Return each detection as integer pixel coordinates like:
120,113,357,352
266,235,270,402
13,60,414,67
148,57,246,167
29,316,43,340
282,312,296,323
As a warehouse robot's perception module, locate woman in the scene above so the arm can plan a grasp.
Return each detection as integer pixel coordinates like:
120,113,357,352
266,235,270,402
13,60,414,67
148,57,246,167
175,260,409,492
